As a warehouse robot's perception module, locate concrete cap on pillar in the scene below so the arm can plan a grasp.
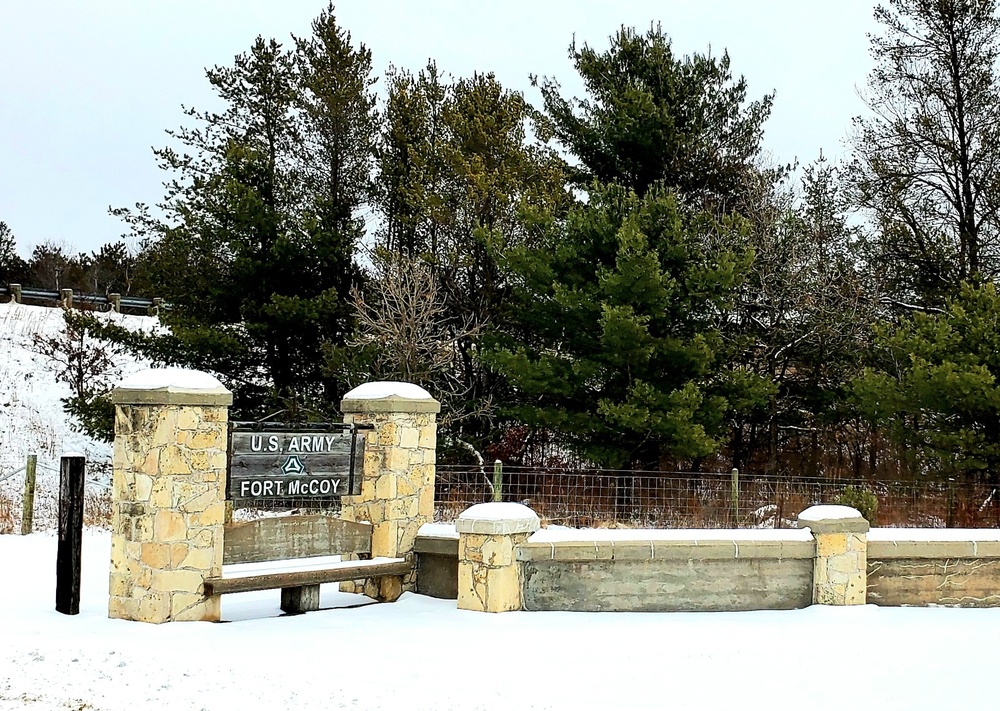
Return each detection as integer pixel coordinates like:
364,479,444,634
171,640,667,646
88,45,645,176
797,505,870,534
341,381,441,414
111,367,233,407
456,502,541,535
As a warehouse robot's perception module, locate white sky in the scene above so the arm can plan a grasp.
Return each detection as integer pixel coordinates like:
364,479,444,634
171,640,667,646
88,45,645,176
0,0,878,258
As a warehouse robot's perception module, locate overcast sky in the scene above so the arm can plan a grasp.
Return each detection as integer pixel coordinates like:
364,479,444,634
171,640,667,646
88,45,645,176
0,1,878,258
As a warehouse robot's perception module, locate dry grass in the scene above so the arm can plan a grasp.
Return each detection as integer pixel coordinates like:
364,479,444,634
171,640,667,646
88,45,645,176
0,491,15,534
84,489,113,529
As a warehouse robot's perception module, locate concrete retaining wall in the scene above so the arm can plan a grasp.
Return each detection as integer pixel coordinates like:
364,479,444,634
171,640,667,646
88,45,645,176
518,530,814,612
867,530,1000,607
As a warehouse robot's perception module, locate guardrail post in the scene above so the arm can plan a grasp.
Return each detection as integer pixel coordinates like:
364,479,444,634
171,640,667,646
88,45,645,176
9,283,21,303
59,288,73,309
109,293,121,313
56,454,86,614
150,297,162,317
20,454,37,535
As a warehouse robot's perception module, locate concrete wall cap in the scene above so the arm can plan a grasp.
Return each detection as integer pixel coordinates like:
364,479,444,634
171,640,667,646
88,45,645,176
797,505,870,534
456,502,540,535
341,381,441,413
111,367,232,407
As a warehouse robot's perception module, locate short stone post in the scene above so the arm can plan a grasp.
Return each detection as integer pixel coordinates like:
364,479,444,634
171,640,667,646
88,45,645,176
798,505,869,606
340,382,440,601
457,502,539,613
108,368,231,623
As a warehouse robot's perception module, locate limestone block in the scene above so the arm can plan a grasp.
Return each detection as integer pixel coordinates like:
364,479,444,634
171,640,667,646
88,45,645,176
151,568,205,594
140,542,172,569
153,510,186,542
371,520,399,557
816,533,848,557
399,427,419,449
375,475,396,500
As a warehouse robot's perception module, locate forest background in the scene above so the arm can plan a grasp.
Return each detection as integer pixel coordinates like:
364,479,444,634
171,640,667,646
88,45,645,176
3,0,999,493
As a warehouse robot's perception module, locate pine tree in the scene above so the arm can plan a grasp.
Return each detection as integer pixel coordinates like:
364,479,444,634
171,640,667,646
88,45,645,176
487,183,757,469
111,8,375,418
534,24,774,212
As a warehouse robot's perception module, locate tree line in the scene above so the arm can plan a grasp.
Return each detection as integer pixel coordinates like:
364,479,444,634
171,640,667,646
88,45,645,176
9,0,1000,486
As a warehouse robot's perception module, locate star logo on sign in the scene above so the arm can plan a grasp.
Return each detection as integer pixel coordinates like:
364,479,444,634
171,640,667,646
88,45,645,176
280,455,305,476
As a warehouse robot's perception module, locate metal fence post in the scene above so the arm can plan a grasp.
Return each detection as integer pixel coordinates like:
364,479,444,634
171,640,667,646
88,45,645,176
20,454,37,535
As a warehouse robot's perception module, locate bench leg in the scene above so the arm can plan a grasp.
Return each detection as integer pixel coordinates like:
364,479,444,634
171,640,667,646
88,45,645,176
280,585,320,614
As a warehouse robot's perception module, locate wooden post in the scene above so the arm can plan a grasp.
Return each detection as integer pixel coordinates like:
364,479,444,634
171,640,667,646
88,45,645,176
9,283,21,303
492,460,503,503
60,289,73,309
108,293,121,313
20,454,37,535
730,468,740,525
56,454,85,615
150,297,162,317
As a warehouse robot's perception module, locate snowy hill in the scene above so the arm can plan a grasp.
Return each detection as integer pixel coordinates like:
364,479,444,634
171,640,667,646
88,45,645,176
0,302,155,528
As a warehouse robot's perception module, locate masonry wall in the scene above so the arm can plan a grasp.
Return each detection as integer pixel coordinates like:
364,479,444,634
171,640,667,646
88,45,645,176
517,531,815,612
867,532,1000,607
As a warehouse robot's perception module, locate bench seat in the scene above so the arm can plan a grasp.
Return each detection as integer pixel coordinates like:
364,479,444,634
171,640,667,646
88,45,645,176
205,556,411,595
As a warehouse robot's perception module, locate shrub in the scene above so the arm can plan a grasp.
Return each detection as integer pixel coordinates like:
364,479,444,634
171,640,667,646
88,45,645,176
835,485,879,526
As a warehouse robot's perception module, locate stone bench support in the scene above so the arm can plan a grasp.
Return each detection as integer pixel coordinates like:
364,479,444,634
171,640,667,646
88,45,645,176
457,503,539,613
339,382,440,601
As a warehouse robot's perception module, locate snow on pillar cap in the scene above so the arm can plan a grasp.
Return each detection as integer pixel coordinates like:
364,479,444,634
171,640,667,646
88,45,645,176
341,381,441,414
111,367,233,407
456,502,540,535
797,505,870,534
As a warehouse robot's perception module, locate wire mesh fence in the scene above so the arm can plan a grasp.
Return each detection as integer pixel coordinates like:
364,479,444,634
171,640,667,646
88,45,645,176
435,464,1000,528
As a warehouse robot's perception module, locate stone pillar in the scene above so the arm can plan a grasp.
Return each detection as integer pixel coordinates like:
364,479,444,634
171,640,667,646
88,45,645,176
340,382,440,601
457,502,539,613
108,368,231,623
798,505,870,606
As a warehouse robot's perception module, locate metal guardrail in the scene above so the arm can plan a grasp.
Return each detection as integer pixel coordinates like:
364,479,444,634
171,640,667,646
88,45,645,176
0,283,164,315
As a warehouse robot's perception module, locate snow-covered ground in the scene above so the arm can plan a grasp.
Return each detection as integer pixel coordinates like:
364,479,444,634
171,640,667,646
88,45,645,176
1,529,998,710
0,303,153,529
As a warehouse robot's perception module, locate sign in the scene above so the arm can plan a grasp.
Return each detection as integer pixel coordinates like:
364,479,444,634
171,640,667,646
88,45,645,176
227,427,364,503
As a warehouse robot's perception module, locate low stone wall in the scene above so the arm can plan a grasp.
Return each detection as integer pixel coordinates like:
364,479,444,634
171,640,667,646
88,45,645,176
867,530,1000,607
518,530,815,612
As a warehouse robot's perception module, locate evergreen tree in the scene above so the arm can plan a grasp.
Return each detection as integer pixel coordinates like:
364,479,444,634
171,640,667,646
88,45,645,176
487,183,758,469
110,7,374,418
0,221,28,285
854,282,1000,488
534,24,774,212
368,65,566,448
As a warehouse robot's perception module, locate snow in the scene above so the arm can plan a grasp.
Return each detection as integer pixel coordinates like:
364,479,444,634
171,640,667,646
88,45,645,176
416,522,458,539
798,504,864,522
529,527,815,543
869,528,1000,542
4,530,1000,710
0,303,156,529
342,381,434,400
457,501,538,522
116,367,225,392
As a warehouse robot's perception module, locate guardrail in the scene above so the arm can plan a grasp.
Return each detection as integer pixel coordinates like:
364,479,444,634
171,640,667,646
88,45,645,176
0,283,163,316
